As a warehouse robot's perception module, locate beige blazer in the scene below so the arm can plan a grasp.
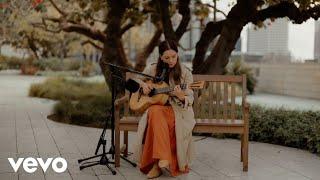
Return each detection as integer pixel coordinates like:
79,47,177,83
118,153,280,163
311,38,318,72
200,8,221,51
132,63,196,171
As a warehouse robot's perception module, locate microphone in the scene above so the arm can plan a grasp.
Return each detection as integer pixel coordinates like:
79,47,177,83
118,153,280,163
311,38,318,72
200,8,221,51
155,64,169,82
124,78,140,93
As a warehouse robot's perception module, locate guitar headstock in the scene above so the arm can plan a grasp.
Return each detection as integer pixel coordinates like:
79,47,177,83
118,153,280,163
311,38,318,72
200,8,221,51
189,81,205,89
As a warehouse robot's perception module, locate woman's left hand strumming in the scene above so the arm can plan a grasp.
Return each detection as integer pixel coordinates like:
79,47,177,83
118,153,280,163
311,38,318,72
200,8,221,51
171,85,185,102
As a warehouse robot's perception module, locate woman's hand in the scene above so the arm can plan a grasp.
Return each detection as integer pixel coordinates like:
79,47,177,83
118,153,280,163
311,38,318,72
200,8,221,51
141,82,153,95
171,85,185,101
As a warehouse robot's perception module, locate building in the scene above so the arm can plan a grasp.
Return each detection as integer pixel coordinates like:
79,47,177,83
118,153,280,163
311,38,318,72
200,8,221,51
247,18,290,57
314,20,320,60
234,38,241,52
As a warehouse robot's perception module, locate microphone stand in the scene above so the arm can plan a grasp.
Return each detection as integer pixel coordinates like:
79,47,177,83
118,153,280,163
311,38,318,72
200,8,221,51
78,63,157,175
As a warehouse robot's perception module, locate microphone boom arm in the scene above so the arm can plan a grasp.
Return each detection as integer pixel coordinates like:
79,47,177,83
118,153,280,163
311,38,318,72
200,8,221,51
106,63,157,81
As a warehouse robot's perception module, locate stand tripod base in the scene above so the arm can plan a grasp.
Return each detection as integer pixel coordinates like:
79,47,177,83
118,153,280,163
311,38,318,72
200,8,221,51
78,153,117,175
78,153,137,175
78,144,137,176
120,155,137,167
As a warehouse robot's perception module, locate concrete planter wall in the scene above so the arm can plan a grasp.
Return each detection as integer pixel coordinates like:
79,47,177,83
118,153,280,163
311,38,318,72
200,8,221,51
250,63,320,100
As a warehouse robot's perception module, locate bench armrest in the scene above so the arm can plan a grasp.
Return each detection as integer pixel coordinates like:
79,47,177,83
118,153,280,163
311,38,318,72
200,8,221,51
114,95,129,108
243,102,250,125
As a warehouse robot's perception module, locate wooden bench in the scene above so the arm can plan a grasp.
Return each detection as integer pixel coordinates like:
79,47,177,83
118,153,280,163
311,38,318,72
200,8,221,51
114,73,250,171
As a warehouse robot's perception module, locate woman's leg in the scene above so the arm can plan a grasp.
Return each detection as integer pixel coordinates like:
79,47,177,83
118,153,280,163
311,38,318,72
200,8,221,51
140,105,172,174
140,105,189,177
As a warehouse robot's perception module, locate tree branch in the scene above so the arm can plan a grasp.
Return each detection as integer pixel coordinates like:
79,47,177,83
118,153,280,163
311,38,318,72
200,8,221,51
157,0,177,41
30,22,62,33
175,0,191,40
192,20,226,73
48,0,66,16
120,22,135,35
81,40,103,50
61,22,106,42
252,2,320,24
39,16,107,43
203,3,227,18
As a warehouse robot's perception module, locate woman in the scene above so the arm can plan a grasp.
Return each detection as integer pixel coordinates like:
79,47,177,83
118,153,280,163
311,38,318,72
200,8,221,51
132,40,196,178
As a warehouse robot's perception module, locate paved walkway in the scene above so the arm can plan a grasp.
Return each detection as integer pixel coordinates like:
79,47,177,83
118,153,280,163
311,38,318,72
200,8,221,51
1,72,320,180
247,93,320,111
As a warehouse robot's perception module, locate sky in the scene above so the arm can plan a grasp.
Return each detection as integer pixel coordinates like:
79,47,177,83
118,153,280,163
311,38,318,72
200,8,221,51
211,0,316,60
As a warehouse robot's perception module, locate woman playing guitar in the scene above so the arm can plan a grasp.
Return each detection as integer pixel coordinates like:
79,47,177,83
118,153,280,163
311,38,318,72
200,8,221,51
132,40,196,178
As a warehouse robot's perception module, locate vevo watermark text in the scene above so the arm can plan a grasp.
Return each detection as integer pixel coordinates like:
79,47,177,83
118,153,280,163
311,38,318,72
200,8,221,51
8,157,67,173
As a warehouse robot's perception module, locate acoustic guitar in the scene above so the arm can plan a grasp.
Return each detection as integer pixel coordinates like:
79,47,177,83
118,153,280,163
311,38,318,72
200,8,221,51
129,81,205,113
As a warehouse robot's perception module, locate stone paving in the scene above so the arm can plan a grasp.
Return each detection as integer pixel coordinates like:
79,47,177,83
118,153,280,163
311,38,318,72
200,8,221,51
0,72,320,180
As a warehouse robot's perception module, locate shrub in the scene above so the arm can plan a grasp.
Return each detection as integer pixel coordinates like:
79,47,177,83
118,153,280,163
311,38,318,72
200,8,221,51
0,63,8,70
53,96,111,127
226,59,257,94
41,57,64,71
65,59,81,71
30,77,112,128
79,60,94,77
0,55,25,69
34,57,82,71
29,77,109,101
7,56,25,69
249,105,320,154
210,105,320,155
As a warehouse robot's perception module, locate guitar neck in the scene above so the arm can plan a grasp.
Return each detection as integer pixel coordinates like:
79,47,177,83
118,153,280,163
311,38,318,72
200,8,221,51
154,84,187,94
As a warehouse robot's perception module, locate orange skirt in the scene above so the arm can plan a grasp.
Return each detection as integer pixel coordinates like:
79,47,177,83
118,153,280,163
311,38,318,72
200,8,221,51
139,105,189,177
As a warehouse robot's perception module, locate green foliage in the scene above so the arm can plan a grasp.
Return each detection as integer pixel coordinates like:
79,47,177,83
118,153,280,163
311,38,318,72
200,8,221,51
53,96,110,127
32,57,81,71
0,55,26,69
194,0,211,20
211,105,320,155
30,77,111,127
0,55,83,72
249,105,320,154
29,77,109,101
79,60,95,76
226,59,257,94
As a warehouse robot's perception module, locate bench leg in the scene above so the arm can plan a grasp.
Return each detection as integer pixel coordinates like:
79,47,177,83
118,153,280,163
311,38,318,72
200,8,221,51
123,131,128,157
115,126,121,167
243,132,248,172
240,134,244,162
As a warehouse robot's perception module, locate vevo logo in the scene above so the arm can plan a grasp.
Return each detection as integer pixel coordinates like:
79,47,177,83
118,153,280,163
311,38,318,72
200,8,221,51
8,157,67,173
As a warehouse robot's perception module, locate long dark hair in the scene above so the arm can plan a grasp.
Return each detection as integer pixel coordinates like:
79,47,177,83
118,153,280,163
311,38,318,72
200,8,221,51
156,39,182,84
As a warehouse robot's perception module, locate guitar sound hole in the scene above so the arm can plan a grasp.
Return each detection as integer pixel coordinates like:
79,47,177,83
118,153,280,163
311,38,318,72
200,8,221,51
149,89,156,97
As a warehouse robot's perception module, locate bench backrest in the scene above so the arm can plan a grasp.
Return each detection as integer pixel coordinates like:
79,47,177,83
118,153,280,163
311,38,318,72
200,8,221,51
124,72,247,119
193,74,247,120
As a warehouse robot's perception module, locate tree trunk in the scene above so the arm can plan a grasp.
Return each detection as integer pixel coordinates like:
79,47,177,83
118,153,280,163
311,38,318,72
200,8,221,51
99,0,131,89
134,24,162,72
194,0,255,74
192,20,225,73
157,0,177,41
198,20,244,74
27,37,39,60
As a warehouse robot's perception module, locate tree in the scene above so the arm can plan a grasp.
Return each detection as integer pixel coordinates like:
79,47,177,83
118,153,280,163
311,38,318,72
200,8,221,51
2,0,319,84
23,0,164,85
0,0,81,59
157,0,320,74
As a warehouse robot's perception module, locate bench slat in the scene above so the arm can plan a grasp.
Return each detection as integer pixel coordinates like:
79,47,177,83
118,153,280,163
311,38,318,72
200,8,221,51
216,82,221,119
194,89,200,117
120,117,244,127
223,82,228,120
193,75,243,82
231,83,236,120
208,82,214,118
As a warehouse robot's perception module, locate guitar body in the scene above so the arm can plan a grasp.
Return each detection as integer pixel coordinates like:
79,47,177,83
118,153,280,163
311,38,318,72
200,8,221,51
129,81,169,113
129,80,204,113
